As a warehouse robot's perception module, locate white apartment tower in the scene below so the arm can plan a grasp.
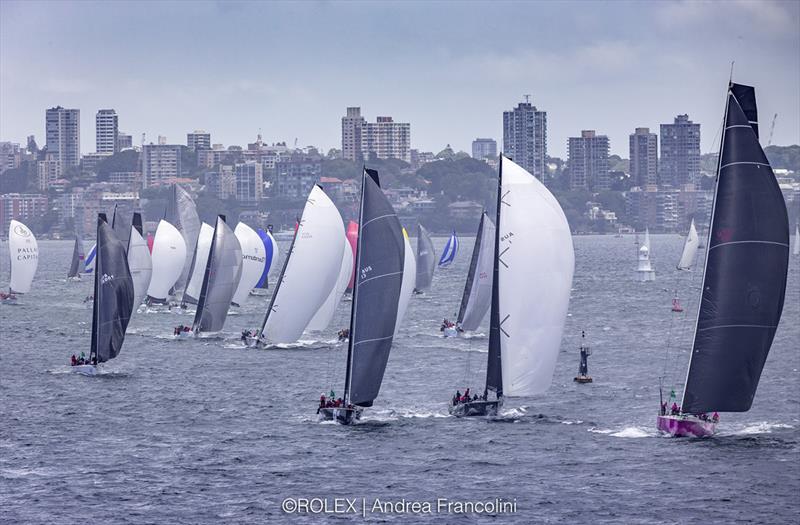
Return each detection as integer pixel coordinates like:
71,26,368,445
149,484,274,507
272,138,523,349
95,109,119,154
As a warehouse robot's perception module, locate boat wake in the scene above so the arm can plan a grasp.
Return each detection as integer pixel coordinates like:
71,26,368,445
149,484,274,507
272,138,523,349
588,426,654,438
722,422,794,436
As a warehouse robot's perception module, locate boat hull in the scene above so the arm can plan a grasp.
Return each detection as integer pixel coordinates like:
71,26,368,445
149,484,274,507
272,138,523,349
71,364,97,376
657,415,716,438
442,326,458,338
318,407,362,425
449,400,501,417
574,375,593,383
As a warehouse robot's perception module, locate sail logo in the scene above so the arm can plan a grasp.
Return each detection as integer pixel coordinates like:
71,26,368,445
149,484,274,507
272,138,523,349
501,232,514,242
101,273,115,284
243,254,266,263
13,224,31,237
16,247,38,260
360,265,373,279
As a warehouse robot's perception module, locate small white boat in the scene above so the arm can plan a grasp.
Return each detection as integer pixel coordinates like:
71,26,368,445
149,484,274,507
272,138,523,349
442,326,458,338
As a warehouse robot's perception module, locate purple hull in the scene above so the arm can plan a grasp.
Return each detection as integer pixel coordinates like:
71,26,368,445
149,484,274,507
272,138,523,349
657,415,716,438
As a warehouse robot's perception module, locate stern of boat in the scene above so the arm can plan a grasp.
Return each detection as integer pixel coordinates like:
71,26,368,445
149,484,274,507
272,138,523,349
657,415,716,438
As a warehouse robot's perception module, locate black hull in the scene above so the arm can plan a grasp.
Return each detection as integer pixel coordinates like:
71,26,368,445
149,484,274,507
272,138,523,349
449,400,501,417
318,407,362,425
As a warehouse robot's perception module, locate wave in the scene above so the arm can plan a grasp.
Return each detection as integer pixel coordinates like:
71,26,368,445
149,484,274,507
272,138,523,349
724,422,794,436
589,426,654,438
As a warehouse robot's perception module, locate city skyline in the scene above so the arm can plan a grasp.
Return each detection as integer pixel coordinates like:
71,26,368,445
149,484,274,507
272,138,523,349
1,1,799,158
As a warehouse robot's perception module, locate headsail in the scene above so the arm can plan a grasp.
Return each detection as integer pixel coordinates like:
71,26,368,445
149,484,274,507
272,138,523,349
394,228,416,336
231,222,266,306
254,228,279,289
414,223,435,292
307,233,354,332
165,184,201,289
67,233,85,278
90,214,134,363
182,223,214,305
8,220,38,294
257,186,345,344
677,219,699,270
145,219,187,303
457,212,496,331
345,169,404,407
488,155,574,397
84,243,97,273
192,215,243,333
127,212,153,309
682,83,789,414
438,230,458,267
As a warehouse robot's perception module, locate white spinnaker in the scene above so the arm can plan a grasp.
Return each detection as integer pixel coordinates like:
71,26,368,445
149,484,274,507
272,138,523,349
183,223,214,303
231,222,266,306
677,219,699,270
306,233,353,332
498,156,574,396
394,228,416,336
127,226,153,308
261,186,344,343
146,220,187,301
8,220,38,294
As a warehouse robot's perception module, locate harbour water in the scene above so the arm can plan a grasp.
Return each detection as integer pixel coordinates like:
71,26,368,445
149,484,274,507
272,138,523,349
1,235,798,524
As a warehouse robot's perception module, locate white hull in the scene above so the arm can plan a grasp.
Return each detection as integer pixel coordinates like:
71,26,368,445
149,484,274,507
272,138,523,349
71,364,96,376
442,326,458,338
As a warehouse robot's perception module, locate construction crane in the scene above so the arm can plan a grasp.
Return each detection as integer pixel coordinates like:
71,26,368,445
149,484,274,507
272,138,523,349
767,113,777,146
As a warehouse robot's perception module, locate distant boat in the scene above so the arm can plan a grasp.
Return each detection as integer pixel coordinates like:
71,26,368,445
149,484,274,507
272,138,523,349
231,222,267,307
71,213,134,376
2,220,39,303
413,223,435,293
636,228,655,281
165,184,201,290
450,155,574,417
573,331,593,384
181,223,214,306
251,228,279,295
127,212,153,310
657,81,790,438
438,230,458,267
145,220,187,305
677,219,699,271
452,211,495,334
317,168,405,425
67,231,85,280
84,243,97,274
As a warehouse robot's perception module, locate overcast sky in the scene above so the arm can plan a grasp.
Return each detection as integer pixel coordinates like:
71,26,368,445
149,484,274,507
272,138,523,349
1,0,798,158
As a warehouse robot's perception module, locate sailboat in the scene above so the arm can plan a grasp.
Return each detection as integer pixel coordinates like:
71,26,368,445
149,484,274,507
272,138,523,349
449,155,574,417
71,214,135,376
251,185,345,346
127,212,153,310
306,234,354,333
449,211,495,336
181,222,214,306
394,228,416,337
164,184,201,290
793,223,799,256
231,222,266,307
345,220,358,292
636,228,655,281
413,223,435,293
672,218,700,312
145,219,187,305
657,81,790,438
438,230,458,267
178,215,242,337
67,231,85,281
317,168,405,425
251,228,279,295
2,220,39,304
84,243,97,274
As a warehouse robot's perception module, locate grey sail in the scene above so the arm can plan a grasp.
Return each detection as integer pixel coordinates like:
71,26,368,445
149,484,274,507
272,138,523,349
111,205,131,251
90,214,135,364
192,215,243,333
682,83,790,414
456,212,496,331
345,169,405,407
414,223,435,292
485,158,504,395
67,233,84,278
166,184,201,289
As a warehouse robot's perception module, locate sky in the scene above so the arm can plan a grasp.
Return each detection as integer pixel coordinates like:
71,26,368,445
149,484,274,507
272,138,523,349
1,0,798,158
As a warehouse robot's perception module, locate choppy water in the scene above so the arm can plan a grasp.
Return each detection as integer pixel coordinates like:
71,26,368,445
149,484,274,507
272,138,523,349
1,235,798,524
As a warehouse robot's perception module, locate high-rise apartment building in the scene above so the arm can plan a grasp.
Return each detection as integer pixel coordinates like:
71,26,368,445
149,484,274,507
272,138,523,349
141,143,182,188
471,138,497,161
187,130,211,151
341,107,365,161
235,162,263,204
567,130,610,191
95,109,119,154
660,114,700,189
629,127,658,190
46,106,81,168
502,99,547,180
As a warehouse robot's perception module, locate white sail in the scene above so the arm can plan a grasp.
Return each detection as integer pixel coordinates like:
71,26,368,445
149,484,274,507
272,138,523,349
498,156,574,396
8,220,38,294
394,228,416,336
231,222,267,306
643,228,652,251
677,219,699,270
306,233,353,332
794,224,800,256
146,220,187,301
127,226,153,308
182,223,214,304
260,186,345,343
457,214,495,331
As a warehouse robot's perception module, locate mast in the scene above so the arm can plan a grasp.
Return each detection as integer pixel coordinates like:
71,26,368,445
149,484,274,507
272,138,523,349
344,168,367,404
486,156,504,397
89,213,105,363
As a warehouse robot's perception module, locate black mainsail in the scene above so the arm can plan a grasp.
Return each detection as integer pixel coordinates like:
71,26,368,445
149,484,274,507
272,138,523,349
485,157,504,396
67,232,84,278
344,168,405,407
682,83,790,414
192,215,243,334
414,223,435,292
90,213,135,364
